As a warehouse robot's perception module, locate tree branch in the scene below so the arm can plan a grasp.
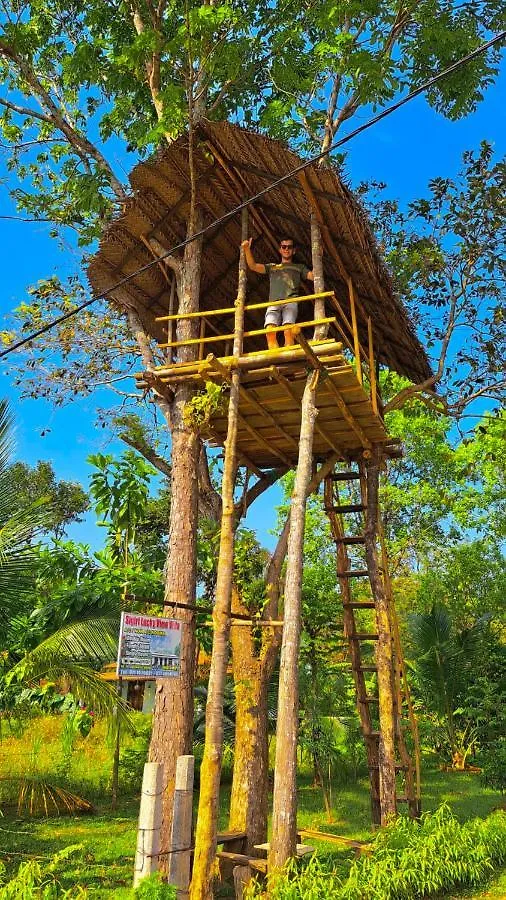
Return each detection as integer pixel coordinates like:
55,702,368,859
120,433,172,477
0,40,127,202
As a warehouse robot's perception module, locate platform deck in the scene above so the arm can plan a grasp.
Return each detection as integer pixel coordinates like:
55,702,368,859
136,339,389,470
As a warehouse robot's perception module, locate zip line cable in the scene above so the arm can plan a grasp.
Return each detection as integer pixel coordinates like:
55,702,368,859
1,29,505,361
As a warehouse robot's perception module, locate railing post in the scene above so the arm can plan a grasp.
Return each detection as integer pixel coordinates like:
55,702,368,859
367,317,378,415
347,278,363,386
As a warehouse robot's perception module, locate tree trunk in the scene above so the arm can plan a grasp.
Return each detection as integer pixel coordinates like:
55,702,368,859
229,587,279,855
148,209,203,852
310,214,326,339
363,450,397,824
269,373,318,873
190,209,248,900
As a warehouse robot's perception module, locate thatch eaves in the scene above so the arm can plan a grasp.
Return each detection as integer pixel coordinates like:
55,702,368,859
88,120,431,384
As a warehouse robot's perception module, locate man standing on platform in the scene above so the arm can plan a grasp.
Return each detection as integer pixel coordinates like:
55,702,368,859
241,236,314,349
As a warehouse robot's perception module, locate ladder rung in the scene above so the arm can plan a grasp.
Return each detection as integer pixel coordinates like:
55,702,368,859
365,695,379,701
331,471,362,481
343,601,375,609
337,569,369,578
365,730,381,738
327,504,366,514
349,633,379,641
358,665,378,672
334,535,366,545
371,764,409,771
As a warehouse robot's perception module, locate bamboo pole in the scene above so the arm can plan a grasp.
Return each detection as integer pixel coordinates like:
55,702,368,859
269,216,324,875
348,279,363,386
158,318,336,349
134,339,342,381
294,330,372,450
155,291,336,321
207,356,298,450
268,367,344,456
190,208,248,900
367,318,379,417
269,370,319,876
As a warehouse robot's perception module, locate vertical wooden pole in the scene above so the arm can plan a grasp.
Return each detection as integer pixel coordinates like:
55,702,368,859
347,279,363,385
269,372,318,875
367,317,378,415
168,276,176,363
133,762,164,888
362,450,397,824
269,223,324,875
189,207,249,900
199,318,206,361
168,755,195,899
310,212,326,339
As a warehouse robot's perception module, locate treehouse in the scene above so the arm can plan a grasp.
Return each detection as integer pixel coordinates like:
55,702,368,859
88,121,431,881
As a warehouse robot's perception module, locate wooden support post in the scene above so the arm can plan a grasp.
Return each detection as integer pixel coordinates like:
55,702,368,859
367,317,379,416
190,207,248,900
269,366,344,456
168,277,176,363
294,330,372,450
310,212,326,340
269,368,320,874
269,222,325,875
348,279,363,386
133,762,164,888
168,755,195,899
361,450,397,824
198,318,206,361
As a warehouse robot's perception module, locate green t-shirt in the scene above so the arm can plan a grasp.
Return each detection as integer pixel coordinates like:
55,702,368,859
264,262,310,301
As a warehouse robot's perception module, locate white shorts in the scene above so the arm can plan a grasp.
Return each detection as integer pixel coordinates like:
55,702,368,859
264,301,297,327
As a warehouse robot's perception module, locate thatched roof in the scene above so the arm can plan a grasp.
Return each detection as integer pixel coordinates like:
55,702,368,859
88,120,431,384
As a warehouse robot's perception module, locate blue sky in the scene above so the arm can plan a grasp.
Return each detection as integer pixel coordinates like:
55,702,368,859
0,63,504,550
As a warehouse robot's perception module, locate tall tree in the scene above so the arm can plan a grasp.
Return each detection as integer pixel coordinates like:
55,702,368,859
7,460,89,539
1,0,504,862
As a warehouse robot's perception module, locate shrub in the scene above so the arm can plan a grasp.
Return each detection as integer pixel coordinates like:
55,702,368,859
246,806,506,899
134,872,177,899
0,845,87,898
481,738,506,793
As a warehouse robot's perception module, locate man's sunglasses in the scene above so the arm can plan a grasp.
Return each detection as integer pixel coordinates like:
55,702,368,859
280,243,294,249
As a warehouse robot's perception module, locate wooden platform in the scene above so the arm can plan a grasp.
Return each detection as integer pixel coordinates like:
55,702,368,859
136,339,389,470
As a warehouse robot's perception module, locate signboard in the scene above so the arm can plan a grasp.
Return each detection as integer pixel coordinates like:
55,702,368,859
117,612,182,678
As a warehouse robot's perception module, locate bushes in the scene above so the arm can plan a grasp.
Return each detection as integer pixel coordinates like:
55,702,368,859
481,738,506,793
0,845,87,898
247,806,506,899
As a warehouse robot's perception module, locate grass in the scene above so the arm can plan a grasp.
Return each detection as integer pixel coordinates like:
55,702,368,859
0,715,505,897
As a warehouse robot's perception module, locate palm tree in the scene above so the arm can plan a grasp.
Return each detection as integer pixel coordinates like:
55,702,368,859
0,399,130,724
409,604,488,766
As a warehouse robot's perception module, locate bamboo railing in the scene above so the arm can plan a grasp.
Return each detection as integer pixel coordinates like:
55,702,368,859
154,290,383,419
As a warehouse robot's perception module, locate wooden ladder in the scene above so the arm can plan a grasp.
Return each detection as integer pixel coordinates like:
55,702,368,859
324,463,421,824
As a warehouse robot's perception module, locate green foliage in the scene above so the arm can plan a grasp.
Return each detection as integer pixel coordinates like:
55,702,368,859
0,400,50,626
0,845,87,898
408,604,491,761
183,382,226,431
481,738,506,794
6,461,89,539
133,872,176,899
372,145,505,415
247,807,506,899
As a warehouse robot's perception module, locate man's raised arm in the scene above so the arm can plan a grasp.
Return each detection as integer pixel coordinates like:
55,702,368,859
241,238,266,274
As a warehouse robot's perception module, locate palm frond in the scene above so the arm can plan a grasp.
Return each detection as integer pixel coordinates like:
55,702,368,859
0,400,15,473
19,615,120,662
9,654,133,732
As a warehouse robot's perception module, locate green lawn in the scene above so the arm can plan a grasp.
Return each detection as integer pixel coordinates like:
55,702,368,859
0,716,505,897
